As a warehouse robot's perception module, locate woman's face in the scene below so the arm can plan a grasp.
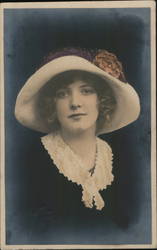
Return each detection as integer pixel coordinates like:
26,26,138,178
54,80,99,134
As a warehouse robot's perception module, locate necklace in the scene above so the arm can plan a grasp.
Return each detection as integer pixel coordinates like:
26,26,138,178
41,132,114,210
88,146,98,176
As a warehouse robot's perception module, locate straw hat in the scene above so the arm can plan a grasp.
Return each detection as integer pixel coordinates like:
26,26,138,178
15,48,140,134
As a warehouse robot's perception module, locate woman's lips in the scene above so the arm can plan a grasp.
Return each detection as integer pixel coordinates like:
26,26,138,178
68,113,87,119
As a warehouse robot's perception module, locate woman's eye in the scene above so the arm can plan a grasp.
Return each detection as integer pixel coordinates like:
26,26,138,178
56,90,68,99
81,87,96,95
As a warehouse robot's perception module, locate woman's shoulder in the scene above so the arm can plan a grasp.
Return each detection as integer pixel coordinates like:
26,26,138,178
97,136,112,147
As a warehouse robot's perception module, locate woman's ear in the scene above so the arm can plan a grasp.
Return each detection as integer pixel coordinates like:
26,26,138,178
47,112,57,124
106,114,110,121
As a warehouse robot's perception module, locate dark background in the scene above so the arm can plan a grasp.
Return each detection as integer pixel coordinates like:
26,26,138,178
4,8,151,245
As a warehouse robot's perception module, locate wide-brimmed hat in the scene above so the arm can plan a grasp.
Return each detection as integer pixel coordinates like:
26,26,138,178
15,48,140,134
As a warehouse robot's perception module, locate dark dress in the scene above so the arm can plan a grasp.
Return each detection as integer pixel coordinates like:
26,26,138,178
8,134,135,244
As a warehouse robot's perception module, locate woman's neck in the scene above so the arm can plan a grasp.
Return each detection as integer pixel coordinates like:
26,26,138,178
60,127,97,161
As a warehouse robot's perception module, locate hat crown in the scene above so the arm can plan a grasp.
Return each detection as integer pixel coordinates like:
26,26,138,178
40,47,127,83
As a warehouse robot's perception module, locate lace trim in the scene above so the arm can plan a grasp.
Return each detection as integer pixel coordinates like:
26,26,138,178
41,132,114,210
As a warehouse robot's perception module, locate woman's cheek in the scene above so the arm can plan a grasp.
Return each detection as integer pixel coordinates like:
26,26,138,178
56,100,68,119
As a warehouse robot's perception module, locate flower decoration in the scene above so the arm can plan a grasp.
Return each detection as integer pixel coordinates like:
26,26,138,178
93,50,127,83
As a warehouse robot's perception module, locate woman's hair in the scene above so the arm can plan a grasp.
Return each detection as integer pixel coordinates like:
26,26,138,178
38,70,117,133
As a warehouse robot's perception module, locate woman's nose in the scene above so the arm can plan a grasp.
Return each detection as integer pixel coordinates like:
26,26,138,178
69,91,82,110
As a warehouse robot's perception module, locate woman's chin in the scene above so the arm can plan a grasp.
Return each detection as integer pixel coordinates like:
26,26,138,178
66,127,86,135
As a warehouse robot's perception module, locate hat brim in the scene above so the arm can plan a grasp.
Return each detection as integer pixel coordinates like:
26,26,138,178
15,55,140,134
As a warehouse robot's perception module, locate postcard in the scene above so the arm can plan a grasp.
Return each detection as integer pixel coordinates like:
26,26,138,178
0,1,156,249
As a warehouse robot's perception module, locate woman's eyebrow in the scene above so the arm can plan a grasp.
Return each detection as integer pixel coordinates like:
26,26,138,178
79,84,93,88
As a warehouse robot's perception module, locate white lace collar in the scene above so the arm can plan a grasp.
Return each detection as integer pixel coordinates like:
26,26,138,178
41,132,114,210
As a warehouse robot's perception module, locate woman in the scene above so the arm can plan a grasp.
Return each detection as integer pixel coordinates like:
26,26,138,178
15,48,140,211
